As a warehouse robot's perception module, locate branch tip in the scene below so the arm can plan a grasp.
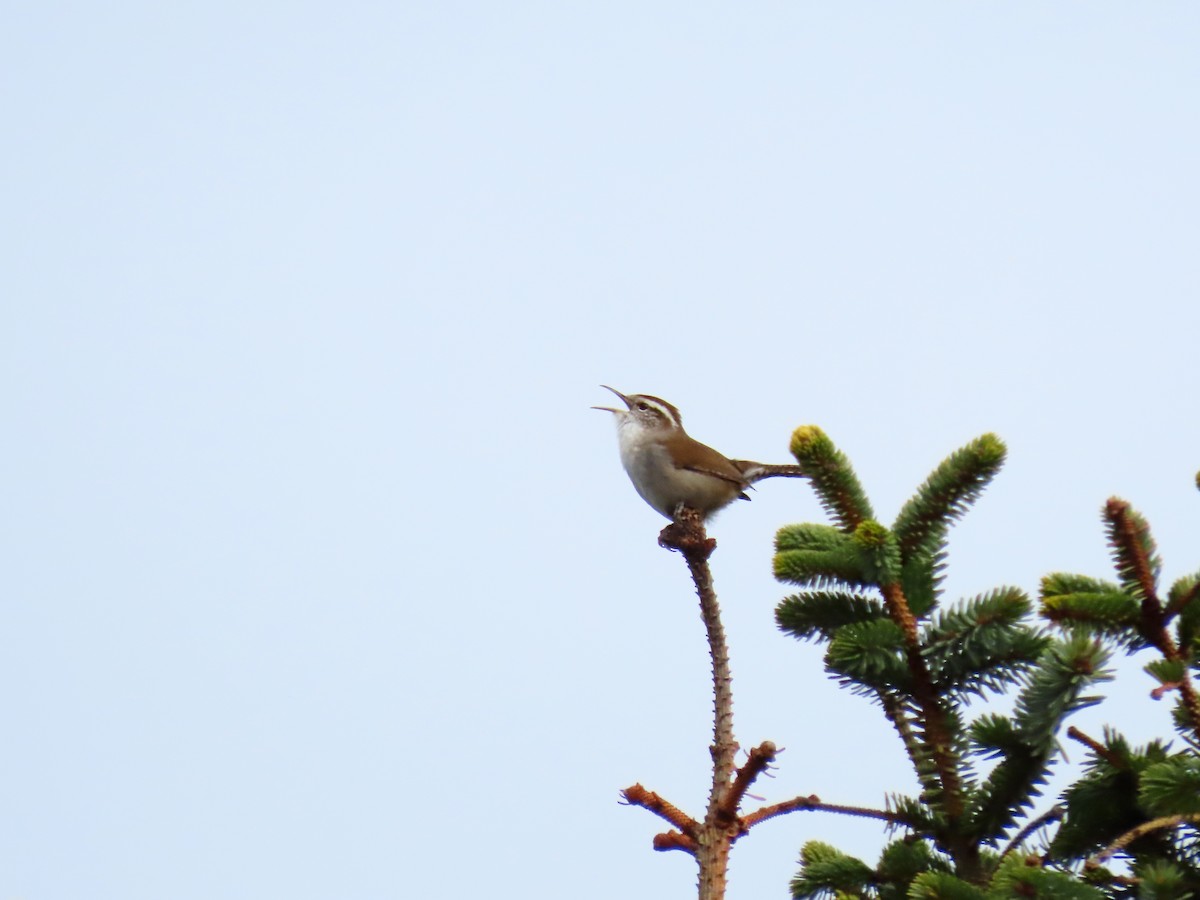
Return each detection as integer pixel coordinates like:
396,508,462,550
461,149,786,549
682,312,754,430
719,741,780,821
1066,726,1125,769
620,784,699,837
1088,813,1200,866
652,831,698,854
658,506,716,559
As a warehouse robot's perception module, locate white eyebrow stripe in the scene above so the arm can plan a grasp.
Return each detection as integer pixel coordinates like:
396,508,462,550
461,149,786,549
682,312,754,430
636,395,683,429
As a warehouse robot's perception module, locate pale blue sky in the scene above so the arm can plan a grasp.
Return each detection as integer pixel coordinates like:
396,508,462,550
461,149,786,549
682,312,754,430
3,4,1199,899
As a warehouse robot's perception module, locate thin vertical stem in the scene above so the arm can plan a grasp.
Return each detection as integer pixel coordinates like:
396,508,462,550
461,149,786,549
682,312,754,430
660,509,739,900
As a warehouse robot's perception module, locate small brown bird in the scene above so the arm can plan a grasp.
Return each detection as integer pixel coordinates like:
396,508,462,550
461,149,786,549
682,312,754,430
593,386,805,519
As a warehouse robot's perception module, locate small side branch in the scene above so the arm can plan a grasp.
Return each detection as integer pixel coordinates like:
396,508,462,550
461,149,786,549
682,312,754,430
998,806,1064,861
621,784,700,840
742,795,909,831
1086,813,1200,867
718,741,778,824
1066,726,1125,769
1106,498,1161,611
653,831,698,853
1108,500,1200,740
1173,679,1200,745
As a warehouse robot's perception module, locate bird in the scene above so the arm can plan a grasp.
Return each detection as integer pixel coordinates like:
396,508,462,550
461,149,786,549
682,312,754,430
593,386,806,520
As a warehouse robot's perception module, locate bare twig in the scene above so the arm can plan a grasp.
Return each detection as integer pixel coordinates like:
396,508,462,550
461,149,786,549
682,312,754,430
653,831,698,853
1066,726,1125,769
998,806,1064,862
621,784,699,839
719,741,778,824
630,509,853,896
742,795,907,830
658,506,738,900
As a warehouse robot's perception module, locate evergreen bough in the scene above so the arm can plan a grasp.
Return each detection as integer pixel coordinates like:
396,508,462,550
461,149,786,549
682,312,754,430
619,422,1200,900
1039,497,1200,896
776,428,1131,898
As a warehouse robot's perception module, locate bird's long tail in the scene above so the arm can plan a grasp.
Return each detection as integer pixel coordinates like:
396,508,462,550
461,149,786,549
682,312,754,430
733,461,808,485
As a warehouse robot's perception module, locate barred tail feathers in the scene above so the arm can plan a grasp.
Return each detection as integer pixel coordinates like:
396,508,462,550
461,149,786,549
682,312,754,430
733,461,808,485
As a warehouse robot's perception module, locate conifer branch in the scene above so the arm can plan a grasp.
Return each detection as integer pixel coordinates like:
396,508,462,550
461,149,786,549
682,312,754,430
1105,499,1160,610
892,433,1006,562
880,692,943,800
1086,813,1200,867
881,581,920,645
1147,625,1200,743
1172,679,1200,748
881,583,964,810
1103,500,1200,741
880,580,976,877
969,634,1110,846
1166,574,1200,618
1082,870,1142,889
787,426,874,531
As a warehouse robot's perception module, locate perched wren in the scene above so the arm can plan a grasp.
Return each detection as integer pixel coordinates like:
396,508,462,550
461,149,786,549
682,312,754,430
593,386,806,520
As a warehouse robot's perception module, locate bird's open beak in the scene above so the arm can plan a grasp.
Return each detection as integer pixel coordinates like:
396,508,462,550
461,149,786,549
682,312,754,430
591,384,632,413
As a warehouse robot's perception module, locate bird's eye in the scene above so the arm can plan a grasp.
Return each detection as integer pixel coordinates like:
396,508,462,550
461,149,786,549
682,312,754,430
636,402,649,411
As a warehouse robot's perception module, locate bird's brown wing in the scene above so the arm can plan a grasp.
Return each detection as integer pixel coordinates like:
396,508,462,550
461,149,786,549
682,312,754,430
678,460,753,501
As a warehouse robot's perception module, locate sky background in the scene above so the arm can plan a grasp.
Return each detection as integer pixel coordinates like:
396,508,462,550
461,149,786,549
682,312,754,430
3,4,1199,899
